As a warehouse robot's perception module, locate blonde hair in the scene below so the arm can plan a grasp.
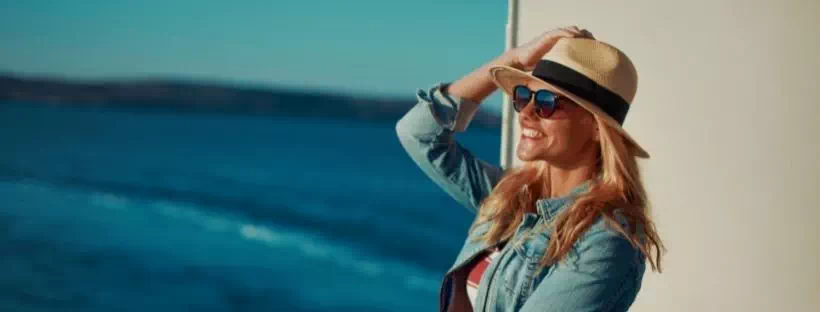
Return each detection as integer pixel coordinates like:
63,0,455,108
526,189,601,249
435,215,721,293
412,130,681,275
468,116,664,272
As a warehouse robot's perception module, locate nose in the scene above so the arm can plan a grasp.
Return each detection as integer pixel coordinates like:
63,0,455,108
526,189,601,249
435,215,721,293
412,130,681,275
518,98,538,122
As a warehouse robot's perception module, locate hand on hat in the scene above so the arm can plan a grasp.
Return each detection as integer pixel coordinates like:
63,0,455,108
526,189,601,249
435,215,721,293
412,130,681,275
508,26,595,71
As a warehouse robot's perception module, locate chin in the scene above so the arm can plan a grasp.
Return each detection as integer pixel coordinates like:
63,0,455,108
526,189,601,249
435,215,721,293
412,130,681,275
516,147,545,162
517,137,557,162
517,145,562,163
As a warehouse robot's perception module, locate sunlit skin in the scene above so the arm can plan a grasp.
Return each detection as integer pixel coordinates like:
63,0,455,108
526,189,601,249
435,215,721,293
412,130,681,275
447,26,599,197
516,81,600,187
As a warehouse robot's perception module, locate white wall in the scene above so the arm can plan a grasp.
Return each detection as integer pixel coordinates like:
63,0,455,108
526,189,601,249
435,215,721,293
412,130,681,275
510,0,820,311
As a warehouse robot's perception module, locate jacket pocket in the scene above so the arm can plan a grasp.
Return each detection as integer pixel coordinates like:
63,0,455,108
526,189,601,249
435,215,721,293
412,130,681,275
522,229,550,295
503,227,551,308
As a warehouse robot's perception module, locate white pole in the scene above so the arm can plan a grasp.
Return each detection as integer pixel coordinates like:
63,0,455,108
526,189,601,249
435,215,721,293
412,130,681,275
500,0,519,169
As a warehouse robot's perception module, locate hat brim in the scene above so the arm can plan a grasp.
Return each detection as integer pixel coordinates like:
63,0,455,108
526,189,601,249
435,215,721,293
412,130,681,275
489,65,650,159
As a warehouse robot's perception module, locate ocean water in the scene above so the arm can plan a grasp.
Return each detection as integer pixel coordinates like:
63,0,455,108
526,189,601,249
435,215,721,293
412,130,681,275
0,102,501,311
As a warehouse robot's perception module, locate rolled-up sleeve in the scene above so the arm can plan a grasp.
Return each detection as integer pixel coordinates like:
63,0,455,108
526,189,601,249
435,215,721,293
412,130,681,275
395,83,503,213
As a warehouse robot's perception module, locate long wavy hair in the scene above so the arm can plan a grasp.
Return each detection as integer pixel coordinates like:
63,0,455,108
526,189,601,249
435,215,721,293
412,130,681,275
468,115,664,272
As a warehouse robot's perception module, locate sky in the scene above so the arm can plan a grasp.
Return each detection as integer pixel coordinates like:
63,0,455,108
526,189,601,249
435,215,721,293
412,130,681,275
0,0,507,107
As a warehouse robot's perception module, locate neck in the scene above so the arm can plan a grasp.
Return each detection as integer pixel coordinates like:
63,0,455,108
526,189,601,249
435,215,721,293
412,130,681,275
544,154,598,198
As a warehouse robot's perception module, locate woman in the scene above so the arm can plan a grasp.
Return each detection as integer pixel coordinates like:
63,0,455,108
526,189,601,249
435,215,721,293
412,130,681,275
396,26,664,312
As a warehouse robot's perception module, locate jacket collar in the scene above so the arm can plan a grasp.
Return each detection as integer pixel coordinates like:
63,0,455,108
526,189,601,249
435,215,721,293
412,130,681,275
535,180,593,220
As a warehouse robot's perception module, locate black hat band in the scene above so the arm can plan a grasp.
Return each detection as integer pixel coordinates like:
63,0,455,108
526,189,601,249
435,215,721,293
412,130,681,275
532,60,630,124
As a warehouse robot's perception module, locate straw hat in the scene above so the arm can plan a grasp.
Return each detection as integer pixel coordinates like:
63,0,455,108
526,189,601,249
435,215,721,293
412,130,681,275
489,37,649,158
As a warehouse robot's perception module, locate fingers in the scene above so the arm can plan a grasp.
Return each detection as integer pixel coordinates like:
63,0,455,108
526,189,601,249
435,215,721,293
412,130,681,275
535,27,576,45
523,25,595,66
557,26,594,39
561,26,583,36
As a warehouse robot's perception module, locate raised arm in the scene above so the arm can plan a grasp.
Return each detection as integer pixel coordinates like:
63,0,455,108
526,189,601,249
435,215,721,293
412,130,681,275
395,27,591,213
395,81,504,213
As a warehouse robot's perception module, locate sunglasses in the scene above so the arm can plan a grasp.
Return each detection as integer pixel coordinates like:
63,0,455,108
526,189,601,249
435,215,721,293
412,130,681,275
512,85,569,119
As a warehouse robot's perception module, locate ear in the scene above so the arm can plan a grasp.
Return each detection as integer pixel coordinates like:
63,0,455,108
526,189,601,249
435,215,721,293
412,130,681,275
588,116,600,143
592,123,600,142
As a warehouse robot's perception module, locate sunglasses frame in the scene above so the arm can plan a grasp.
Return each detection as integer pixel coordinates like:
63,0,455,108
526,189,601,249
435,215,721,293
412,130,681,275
512,84,567,119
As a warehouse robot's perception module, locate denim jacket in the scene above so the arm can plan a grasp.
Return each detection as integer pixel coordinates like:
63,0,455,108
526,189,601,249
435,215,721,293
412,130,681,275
395,84,646,312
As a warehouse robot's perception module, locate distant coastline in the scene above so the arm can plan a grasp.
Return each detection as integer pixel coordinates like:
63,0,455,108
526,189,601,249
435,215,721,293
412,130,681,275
0,74,501,128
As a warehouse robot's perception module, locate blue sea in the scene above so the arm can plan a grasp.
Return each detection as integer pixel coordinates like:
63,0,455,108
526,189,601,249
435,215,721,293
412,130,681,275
0,102,500,311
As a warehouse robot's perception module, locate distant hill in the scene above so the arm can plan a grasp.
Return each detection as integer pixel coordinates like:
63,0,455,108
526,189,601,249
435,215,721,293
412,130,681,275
0,74,501,128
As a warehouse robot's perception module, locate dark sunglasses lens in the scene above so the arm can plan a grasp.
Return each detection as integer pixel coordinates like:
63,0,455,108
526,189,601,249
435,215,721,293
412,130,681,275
513,86,531,112
534,90,557,118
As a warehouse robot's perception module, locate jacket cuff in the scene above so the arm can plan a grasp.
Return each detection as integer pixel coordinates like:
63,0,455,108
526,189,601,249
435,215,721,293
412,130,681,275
418,83,481,132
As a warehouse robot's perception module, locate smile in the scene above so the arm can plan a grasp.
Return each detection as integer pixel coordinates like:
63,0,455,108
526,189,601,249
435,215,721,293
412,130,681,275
521,127,544,139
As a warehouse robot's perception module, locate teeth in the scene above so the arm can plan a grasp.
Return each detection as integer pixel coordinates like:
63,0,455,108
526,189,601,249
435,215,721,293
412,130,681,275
521,128,543,138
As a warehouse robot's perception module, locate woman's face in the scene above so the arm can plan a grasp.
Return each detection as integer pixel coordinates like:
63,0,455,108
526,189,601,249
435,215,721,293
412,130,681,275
516,81,600,165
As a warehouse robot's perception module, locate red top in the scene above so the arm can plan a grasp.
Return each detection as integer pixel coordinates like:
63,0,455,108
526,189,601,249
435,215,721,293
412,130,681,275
465,245,503,308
